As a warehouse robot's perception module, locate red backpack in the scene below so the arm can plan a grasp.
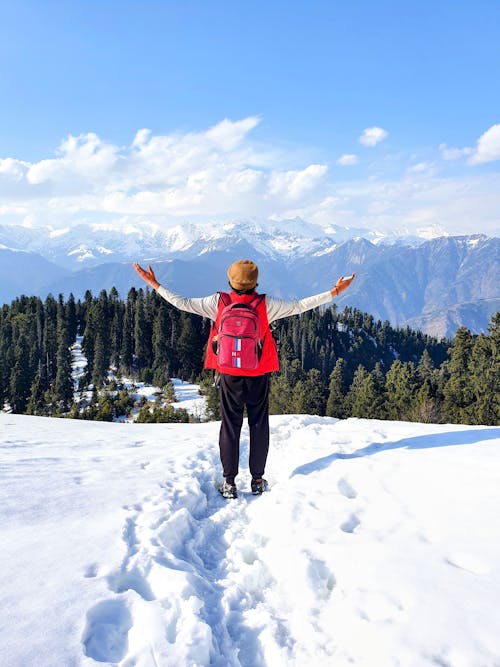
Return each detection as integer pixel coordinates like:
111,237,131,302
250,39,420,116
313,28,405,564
212,292,265,371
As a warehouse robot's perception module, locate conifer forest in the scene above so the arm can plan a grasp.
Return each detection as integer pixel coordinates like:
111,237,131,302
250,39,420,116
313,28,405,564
0,287,498,425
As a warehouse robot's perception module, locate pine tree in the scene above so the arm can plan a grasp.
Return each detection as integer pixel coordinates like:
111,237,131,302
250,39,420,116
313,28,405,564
369,362,387,419
345,365,370,417
287,358,305,386
269,374,294,414
53,296,74,411
152,305,171,384
411,349,441,421
443,327,474,423
385,360,417,421
199,374,221,421
66,293,78,344
303,368,328,415
133,293,151,372
411,379,442,423
291,378,309,413
120,298,134,374
109,287,123,369
26,364,46,415
468,315,499,425
9,335,32,413
416,349,435,385
0,355,5,410
42,297,58,391
177,315,203,380
84,291,112,388
326,358,347,418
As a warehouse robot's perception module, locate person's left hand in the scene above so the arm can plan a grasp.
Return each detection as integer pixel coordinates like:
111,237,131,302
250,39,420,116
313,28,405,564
330,273,355,297
133,262,159,289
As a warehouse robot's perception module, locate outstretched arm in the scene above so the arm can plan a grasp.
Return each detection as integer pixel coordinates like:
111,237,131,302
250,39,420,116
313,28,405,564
133,262,219,319
266,273,356,323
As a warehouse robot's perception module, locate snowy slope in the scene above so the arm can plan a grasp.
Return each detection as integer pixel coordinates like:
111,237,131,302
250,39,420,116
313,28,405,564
1,412,500,667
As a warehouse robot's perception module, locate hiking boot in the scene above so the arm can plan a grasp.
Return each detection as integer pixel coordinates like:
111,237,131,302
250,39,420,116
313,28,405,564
251,478,268,495
219,481,238,499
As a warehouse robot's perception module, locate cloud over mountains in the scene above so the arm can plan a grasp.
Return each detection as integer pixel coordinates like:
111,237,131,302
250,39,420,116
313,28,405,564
0,118,499,237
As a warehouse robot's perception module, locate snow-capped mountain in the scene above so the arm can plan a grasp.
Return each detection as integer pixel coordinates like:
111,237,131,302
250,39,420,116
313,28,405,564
0,218,435,270
0,220,498,337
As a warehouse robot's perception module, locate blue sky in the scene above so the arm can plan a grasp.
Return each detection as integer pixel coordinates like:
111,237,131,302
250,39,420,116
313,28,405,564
1,1,499,235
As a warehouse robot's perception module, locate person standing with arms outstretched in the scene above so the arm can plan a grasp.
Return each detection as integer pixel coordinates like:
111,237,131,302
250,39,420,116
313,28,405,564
133,259,355,499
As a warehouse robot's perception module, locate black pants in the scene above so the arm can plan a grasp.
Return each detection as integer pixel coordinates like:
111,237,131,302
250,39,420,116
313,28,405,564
218,373,270,482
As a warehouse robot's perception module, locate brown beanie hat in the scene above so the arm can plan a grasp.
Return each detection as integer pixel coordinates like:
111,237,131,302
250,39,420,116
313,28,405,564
227,259,259,290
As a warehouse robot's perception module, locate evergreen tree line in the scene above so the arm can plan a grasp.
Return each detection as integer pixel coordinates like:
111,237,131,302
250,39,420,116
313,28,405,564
270,309,500,425
0,288,209,418
268,310,499,425
0,289,498,425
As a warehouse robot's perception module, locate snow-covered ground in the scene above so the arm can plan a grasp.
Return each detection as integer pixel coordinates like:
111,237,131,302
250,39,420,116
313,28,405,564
1,412,499,667
170,378,207,421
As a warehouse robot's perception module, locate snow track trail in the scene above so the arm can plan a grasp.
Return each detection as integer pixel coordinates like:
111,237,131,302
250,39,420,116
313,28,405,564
81,441,276,667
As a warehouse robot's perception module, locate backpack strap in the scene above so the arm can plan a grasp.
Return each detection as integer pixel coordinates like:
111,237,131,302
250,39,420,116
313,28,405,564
218,291,231,307
218,292,265,309
248,294,265,309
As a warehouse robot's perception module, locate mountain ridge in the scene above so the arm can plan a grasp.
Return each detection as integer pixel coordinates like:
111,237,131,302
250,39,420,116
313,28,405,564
0,221,498,337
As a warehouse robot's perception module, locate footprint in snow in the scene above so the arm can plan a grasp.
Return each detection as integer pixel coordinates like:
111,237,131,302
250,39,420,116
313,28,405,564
307,558,336,599
107,569,155,601
341,513,361,534
122,517,139,555
337,477,357,499
84,563,99,578
82,599,133,663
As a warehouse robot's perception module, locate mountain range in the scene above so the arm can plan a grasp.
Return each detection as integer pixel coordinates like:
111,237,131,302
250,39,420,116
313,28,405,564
1,219,498,338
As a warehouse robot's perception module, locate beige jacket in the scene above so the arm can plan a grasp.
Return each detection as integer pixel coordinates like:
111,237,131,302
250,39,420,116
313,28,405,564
156,285,334,323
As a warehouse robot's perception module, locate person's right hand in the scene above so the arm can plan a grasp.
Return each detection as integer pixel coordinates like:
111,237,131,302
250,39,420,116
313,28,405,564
133,262,160,289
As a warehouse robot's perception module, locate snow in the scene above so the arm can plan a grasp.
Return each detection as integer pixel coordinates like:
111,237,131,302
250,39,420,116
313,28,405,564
1,413,499,666
313,243,338,257
171,378,207,420
0,244,24,252
96,245,114,255
48,226,70,238
71,336,87,386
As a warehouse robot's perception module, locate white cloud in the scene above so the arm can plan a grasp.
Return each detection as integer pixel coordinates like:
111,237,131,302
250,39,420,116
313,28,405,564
268,164,328,201
337,154,359,166
0,118,333,223
273,169,500,237
0,157,29,181
1,117,499,236
439,143,473,160
205,116,261,151
26,133,119,187
408,162,434,174
468,124,500,165
132,128,151,148
359,126,388,147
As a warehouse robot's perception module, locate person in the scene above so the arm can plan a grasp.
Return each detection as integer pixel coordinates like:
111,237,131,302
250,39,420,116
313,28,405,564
133,259,355,499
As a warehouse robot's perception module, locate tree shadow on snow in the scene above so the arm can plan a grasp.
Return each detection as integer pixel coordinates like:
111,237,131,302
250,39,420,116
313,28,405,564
290,427,500,477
